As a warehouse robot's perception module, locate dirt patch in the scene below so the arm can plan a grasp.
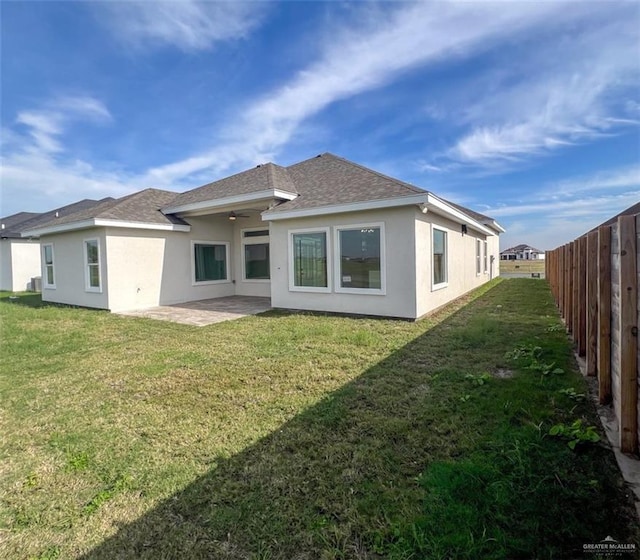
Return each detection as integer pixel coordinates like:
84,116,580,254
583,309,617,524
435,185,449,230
493,368,514,379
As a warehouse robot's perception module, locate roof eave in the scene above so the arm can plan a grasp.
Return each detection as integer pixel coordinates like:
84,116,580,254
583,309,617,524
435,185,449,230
22,219,191,237
424,194,497,236
262,194,429,221
163,189,298,215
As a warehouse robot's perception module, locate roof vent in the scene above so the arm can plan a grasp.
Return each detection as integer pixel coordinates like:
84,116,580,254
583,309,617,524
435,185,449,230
256,164,261,168
316,154,322,158
1,224,4,230
55,211,59,218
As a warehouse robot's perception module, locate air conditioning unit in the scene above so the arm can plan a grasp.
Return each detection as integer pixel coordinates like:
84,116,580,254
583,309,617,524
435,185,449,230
31,276,42,293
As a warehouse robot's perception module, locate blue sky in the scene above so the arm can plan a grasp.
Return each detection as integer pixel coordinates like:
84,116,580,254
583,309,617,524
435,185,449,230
1,1,639,250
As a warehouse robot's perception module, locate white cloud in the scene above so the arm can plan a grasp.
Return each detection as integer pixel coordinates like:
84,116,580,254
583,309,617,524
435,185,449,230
142,1,573,186
100,1,267,51
446,13,640,166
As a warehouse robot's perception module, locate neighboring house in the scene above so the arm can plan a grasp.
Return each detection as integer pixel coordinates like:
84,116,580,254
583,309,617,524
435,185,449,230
500,244,545,261
23,153,505,319
0,199,110,291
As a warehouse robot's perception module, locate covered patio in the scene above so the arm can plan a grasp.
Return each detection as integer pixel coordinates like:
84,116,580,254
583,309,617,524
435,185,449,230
116,296,272,327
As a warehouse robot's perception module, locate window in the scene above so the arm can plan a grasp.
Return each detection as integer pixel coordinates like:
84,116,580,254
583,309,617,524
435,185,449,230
242,228,270,281
84,239,102,292
483,241,488,273
335,224,384,293
192,242,229,284
43,244,55,289
433,227,447,288
290,229,329,291
476,239,482,275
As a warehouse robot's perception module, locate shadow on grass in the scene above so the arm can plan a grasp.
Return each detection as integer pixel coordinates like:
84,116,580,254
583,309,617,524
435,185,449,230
78,281,635,559
0,292,46,308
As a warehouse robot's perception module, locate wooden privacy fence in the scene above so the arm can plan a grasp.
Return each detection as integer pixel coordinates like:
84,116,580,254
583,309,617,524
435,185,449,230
546,214,639,455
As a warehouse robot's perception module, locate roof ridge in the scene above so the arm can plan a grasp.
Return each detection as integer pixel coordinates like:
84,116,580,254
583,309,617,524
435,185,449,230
291,152,426,196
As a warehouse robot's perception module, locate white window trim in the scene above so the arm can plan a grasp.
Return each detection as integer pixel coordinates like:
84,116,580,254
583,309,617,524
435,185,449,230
42,243,56,290
241,227,270,284
288,227,331,293
432,225,449,291
483,240,488,274
191,240,231,286
333,222,386,296
476,238,482,277
83,238,103,293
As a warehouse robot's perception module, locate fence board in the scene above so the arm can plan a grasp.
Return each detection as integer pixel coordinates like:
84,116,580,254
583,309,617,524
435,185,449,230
587,231,598,376
598,225,612,404
618,215,638,454
578,236,587,356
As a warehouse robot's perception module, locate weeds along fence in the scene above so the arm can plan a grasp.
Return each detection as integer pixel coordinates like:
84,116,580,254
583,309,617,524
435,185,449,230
546,213,639,455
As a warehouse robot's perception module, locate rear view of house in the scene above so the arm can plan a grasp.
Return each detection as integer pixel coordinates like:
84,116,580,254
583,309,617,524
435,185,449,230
23,153,504,319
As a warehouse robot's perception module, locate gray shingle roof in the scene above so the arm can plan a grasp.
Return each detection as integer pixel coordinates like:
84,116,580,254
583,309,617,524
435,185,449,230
167,162,298,208
2,199,109,238
29,189,187,232
501,244,543,254
268,153,425,213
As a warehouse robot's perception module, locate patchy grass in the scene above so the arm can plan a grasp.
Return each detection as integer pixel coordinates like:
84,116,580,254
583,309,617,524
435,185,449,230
0,281,637,559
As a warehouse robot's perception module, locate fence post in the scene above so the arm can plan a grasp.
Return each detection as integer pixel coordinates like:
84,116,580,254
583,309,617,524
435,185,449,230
573,240,579,341
566,243,573,333
618,215,638,454
587,231,598,376
578,236,587,356
598,225,612,404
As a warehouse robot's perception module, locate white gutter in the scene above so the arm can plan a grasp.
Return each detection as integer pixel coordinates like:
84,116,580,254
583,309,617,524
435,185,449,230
22,219,191,237
163,189,298,215
262,194,429,221
263,192,497,236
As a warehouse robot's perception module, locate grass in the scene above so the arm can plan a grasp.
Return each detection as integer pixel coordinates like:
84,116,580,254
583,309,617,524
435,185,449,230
500,260,546,274
0,280,637,559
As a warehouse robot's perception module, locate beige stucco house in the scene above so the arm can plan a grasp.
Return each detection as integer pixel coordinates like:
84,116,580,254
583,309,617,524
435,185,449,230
23,153,504,319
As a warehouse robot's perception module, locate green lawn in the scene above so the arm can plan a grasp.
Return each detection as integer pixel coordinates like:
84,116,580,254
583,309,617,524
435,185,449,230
1,280,637,559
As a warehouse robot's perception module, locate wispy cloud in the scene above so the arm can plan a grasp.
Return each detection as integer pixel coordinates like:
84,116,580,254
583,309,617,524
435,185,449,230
1,96,128,213
99,1,268,51
14,95,111,155
142,1,572,186
446,13,640,166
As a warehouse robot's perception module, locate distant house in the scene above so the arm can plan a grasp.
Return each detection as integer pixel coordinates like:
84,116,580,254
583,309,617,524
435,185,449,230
23,153,505,319
1,199,111,291
500,244,545,261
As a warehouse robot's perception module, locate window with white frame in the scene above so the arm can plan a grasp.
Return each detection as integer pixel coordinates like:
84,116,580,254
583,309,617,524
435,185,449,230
335,224,384,293
290,229,329,291
433,227,447,287
42,244,55,288
192,241,229,284
483,241,488,273
84,239,102,292
476,239,482,275
242,229,270,281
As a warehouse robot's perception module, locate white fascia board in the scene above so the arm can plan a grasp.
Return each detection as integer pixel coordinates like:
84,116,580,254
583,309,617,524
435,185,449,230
22,219,190,237
163,189,298,215
425,194,494,236
486,220,506,233
262,194,429,221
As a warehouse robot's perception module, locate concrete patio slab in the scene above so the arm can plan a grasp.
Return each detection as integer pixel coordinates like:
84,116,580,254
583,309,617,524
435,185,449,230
116,296,272,326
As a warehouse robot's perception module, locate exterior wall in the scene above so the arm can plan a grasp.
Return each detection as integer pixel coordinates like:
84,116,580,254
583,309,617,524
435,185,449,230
268,207,417,319
105,216,236,312
232,213,271,298
0,240,12,290
0,239,41,291
415,210,500,318
40,228,109,309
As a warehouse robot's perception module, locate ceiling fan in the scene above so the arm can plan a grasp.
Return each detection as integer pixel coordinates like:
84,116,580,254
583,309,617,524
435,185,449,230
228,211,250,221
